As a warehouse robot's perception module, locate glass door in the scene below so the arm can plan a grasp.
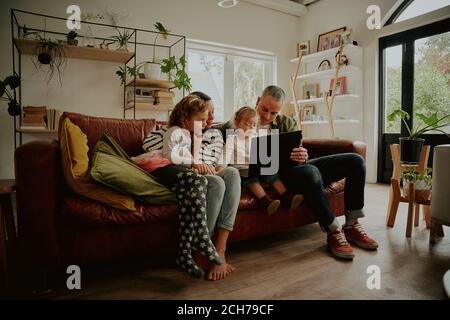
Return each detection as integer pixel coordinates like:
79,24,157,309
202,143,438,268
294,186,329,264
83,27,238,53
378,18,450,183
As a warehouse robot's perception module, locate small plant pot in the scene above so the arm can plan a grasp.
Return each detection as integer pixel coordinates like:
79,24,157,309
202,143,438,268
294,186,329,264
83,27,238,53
399,137,424,164
7,101,21,116
402,180,431,202
144,62,161,79
67,39,78,46
38,52,52,65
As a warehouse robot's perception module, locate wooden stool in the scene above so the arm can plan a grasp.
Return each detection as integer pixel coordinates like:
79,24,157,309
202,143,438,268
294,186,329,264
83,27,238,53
385,144,436,237
0,179,16,287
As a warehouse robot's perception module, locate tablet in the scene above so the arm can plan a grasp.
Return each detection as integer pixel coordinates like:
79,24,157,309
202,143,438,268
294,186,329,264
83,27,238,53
247,130,302,178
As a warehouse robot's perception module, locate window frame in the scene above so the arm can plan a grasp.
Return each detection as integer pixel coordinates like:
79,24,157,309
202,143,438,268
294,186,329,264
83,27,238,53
186,39,277,122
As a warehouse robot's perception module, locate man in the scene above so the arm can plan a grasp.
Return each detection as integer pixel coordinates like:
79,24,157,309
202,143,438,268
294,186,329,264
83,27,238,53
221,85,378,260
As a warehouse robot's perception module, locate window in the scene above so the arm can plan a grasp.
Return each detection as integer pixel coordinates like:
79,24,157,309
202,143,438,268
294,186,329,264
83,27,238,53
187,40,276,122
386,0,450,25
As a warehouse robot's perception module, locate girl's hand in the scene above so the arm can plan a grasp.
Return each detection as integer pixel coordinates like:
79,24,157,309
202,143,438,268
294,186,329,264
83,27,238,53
192,163,213,175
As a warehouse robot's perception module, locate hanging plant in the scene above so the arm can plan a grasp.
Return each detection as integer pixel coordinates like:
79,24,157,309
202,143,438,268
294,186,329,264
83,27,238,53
33,35,68,84
152,22,169,62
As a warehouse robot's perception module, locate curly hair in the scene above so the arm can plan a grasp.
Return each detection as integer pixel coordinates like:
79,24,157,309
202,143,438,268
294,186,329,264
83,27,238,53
234,106,257,124
168,95,208,128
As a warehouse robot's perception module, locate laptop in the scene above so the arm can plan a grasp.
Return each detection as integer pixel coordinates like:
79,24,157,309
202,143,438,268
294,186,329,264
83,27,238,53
247,130,302,178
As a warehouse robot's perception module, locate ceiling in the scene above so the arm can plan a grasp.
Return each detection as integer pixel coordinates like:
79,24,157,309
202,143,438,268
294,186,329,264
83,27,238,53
240,0,322,17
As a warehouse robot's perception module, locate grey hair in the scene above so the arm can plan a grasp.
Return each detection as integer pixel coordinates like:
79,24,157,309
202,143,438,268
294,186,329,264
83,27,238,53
261,85,285,102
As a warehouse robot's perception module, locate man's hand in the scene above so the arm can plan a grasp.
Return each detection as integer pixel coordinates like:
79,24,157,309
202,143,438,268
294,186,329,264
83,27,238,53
290,146,309,164
192,163,214,175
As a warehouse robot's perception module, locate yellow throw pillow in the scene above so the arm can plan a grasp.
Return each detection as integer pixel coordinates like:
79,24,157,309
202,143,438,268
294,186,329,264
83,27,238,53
60,118,136,211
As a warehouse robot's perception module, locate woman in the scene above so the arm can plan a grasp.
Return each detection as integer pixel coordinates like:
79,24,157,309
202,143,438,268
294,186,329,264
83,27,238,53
191,91,241,281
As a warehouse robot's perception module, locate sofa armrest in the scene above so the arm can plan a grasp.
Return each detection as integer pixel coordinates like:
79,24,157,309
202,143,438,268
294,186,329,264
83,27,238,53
15,139,63,269
302,139,366,160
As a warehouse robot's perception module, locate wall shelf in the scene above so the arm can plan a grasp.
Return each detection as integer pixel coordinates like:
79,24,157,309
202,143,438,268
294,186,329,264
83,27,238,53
294,94,360,105
296,65,360,81
126,102,172,111
291,44,362,64
13,38,135,63
126,78,174,89
15,128,57,133
301,119,359,125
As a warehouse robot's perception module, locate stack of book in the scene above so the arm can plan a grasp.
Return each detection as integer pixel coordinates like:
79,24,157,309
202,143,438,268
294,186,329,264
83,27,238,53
21,106,47,130
154,90,175,109
126,88,174,110
20,106,61,131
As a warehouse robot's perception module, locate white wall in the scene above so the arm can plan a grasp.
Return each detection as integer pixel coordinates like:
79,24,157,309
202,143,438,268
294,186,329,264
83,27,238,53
297,0,450,182
0,0,301,179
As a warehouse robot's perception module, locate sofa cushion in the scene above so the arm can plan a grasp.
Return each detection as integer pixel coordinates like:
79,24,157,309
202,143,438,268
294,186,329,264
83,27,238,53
59,117,136,211
61,112,156,158
90,131,177,205
61,194,178,227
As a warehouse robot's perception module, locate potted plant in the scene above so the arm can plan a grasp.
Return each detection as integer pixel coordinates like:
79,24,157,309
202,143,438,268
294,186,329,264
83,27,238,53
160,55,192,92
66,31,78,46
388,109,450,163
33,35,68,84
400,166,432,203
110,28,133,51
0,73,21,116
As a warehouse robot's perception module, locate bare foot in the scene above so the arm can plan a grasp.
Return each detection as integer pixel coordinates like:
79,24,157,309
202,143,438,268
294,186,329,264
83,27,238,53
207,251,236,281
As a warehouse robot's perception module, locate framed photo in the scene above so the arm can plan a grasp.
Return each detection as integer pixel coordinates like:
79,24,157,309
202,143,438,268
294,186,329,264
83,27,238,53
330,76,346,95
302,83,319,100
303,105,315,121
297,40,310,57
340,29,352,46
317,26,346,52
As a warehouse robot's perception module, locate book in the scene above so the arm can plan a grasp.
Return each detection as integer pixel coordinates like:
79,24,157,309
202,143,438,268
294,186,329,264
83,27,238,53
153,90,175,98
23,106,47,113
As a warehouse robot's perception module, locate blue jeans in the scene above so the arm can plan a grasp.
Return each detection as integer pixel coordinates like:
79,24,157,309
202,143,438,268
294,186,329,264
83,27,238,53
205,167,241,235
280,153,366,232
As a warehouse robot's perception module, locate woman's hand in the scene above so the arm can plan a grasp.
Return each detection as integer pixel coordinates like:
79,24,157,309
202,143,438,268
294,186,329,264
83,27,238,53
290,147,309,164
192,163,214,175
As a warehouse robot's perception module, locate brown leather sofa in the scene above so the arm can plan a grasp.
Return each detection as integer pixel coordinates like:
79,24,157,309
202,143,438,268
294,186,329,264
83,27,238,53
15,112,366,280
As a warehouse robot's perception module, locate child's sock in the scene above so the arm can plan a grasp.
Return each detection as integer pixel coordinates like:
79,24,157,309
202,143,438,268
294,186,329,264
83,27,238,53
259,195,280,216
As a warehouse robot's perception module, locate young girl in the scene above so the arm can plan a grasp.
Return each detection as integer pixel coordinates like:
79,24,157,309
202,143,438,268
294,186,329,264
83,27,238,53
150,95,222,279
225,106,304,215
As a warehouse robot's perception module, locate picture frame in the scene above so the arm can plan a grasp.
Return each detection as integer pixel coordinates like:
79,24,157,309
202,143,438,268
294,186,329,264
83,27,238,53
302,83,319,100
329,76,346,96
317,26,346,52
303,105,315,121
297,40,310,57
340,29,352,47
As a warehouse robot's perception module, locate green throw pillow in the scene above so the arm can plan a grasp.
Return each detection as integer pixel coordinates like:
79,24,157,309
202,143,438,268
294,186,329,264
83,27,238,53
90,131,177,205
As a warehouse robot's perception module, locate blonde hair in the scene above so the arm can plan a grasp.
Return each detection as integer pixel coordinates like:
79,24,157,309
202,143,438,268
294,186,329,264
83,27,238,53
168,95,208,128
234,106,257,125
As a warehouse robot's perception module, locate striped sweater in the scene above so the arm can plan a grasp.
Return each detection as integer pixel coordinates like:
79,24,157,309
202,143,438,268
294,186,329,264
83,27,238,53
143,126,224,167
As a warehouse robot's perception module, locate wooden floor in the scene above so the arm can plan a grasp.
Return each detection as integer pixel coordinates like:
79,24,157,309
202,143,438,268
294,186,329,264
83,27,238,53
22,184,450,299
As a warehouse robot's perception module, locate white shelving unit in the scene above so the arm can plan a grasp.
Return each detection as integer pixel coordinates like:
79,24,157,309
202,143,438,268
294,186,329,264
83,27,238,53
290,44,363,141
